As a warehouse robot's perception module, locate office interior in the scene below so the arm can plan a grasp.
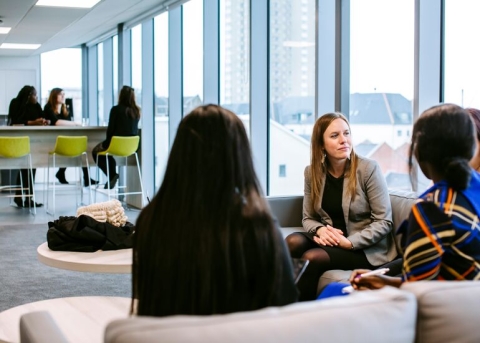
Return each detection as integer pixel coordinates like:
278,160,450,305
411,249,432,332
0,0,478,339
1,0,469,208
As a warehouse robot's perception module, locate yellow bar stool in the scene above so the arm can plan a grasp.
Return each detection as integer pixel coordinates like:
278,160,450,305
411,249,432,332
95,136,145,206
46,136,93,217
0,136,37,214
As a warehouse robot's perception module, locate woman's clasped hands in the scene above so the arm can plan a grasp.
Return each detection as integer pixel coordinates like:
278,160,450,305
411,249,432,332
313,225,352,249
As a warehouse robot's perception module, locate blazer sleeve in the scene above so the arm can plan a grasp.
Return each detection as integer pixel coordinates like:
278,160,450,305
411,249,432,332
302,166,326,234
346,160,393,249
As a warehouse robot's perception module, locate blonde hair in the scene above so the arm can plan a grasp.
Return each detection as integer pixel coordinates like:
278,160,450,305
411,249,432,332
310,112,358,205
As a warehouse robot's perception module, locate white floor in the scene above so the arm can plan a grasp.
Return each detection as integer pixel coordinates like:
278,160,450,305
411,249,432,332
0,183,141,227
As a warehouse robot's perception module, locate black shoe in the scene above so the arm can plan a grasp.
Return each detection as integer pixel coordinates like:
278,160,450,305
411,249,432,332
24,200,43,208
84,178,99,187
56,171,69,184
104,174,119,189
14,197,24,208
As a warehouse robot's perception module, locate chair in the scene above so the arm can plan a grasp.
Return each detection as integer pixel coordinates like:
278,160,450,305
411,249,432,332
0,136,36,214
46,136,92,217
95,136,145,206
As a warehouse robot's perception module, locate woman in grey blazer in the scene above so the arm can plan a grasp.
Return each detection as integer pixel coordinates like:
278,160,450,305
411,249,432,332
286,112,397,301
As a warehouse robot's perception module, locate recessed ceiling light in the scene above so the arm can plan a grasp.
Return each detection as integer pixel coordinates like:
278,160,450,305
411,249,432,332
0,27,11,34
0,43,41,50
35,0,101,9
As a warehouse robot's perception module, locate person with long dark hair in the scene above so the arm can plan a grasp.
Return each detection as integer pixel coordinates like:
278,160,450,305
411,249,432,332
132,104,298,317
350,104,480,290
8,86,45,208
44,87,98,186
286,112,397,301
92,85,140,189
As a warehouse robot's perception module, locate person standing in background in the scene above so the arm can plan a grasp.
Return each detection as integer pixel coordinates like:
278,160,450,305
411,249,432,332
44,87,98,186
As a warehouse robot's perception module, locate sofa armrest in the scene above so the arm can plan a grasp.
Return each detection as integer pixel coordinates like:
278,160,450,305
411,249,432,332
401,281,480,343
20,311,68,343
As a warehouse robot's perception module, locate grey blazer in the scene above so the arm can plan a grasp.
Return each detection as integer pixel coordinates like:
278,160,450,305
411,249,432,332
302,156,397,266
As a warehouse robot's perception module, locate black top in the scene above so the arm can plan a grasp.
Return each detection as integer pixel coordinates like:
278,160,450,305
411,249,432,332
103,104,140,149
8,99,44,126
321,172,347,235
43,103,71,125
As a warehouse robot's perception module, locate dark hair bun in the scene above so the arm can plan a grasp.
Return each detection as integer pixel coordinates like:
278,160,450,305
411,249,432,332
444,158,471,190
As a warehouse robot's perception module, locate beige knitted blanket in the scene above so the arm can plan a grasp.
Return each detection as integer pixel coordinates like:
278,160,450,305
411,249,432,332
76,199,128,227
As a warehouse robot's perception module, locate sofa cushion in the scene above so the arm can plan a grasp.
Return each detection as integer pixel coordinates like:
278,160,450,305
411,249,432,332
401,281,480,343
105,287,416,343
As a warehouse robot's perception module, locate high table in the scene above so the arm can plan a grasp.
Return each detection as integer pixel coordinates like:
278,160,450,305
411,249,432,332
0,126,107,168
0,296,130,343
0,126,143,208
37,242,132,274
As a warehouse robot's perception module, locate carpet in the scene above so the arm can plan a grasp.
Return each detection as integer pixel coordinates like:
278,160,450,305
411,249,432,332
0,224,131,312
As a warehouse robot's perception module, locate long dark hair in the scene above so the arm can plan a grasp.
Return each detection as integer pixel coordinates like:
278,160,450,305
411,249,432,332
118,85,140,119
409,104,475,190
8,85,35,125
132,104,291,316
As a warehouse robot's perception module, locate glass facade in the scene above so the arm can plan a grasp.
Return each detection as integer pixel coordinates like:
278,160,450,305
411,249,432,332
38,0,461,196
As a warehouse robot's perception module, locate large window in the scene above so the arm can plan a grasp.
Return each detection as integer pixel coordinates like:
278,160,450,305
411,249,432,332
268,0,314,196
154,13,169,189
350,0,414,190
220,0,250,137
182,0,204,115
113,35,119,100
41,48,82,123
444,0,480,108
131,24,143,113
97,42,105,125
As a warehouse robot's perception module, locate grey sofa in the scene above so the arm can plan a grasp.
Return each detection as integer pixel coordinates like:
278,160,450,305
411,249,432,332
19,281,480,343
18,190,480,342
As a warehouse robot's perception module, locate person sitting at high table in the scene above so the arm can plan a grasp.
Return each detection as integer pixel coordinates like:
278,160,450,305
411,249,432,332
131,104,298,317
8,85,45,208
92,85,140,189
44,87,98,187
285,112,397,301
350,103,480,290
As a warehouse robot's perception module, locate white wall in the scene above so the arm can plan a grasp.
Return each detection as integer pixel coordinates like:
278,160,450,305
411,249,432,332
0,56,41,115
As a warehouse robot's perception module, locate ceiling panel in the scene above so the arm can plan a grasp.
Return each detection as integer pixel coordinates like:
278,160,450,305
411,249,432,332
0,0,170,57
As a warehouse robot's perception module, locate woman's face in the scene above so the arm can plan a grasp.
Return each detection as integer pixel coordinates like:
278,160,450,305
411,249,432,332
28,89,38,104
322,118,352,162
56,91,65,104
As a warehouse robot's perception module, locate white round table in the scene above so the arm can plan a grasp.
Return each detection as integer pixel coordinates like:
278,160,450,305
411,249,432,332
0,296,130,343
37,242,132,273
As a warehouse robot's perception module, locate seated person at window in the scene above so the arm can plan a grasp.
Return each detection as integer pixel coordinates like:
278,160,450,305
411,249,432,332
8,86,45,208
44,87,97,186
286,112,397,301
350,104,480,290
92,85,140,189
132,104,298,317
466,108,480,172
